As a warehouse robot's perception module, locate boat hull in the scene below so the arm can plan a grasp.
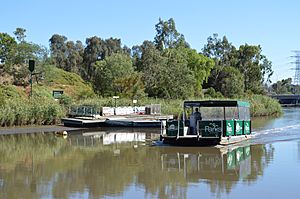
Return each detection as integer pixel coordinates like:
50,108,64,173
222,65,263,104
162,136,220,146
162,135,252,146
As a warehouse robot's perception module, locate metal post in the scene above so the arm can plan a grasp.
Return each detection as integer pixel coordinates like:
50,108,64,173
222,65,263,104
113,96,119,115
177,119,180,139
28,60,35,97
30,72,33,97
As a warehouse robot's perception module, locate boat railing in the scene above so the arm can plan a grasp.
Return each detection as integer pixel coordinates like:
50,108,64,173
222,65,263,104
197,120,201,139
176,119,180,139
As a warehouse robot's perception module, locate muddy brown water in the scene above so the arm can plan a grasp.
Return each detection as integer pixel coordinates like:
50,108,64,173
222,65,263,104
1,108,300,199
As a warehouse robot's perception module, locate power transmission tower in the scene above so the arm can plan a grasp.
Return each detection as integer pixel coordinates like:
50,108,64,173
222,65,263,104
292,51,300,85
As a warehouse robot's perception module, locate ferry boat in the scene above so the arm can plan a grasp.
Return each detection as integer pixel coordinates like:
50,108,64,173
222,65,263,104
160,100,251,146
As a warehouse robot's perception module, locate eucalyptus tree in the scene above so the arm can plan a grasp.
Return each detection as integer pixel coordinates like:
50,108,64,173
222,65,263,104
92,53,134,96
65,41,84,73
271,78,293,94
154,18,189,51
185,48,215,96
202,34,273,95
83,36,126,80
0,33,16,64
13,28,26,43
217,66,244,98
135,41,196,99
49,34,68,69
202,34,237,89
235,44,273,93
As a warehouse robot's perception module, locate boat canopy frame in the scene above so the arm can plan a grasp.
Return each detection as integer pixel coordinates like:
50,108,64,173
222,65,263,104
182,100,250,121
183,100,250,108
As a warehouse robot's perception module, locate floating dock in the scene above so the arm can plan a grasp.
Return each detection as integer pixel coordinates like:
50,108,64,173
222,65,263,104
61,115,173,128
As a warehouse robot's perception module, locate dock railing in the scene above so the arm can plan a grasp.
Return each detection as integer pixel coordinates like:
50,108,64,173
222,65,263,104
69,106,101,118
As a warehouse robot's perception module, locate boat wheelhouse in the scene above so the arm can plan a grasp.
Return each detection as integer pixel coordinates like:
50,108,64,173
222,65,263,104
160,100,251,146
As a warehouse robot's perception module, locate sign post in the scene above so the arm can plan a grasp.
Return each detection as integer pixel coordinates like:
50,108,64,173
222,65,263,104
28,60,35,97
113,96,119,115
133,99,137,113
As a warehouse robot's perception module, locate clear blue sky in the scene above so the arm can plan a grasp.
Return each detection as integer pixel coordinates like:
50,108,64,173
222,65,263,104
1,0,300,83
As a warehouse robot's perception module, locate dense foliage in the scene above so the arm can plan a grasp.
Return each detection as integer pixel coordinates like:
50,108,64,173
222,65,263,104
1,19,274,99
203,34,273,95
0,18,282,126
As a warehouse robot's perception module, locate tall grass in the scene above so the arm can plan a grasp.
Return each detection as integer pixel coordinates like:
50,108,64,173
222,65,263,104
76,95,282,118
76,97,184,116
246,94,282,117
0,96,65,127
0,82,282,127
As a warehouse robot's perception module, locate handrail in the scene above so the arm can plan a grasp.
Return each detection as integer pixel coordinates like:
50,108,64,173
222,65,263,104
176,120,180,139
197,120,200,140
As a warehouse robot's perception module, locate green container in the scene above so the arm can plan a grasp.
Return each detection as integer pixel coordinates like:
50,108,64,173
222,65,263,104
235,120,244,135
166,120,184,136
199,120,222,137
244,121,251,135
225,120,235,136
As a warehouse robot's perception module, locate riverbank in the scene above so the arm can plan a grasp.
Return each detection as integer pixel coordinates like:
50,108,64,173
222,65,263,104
0,95,282,128
0,125,83,135
1,85,282,127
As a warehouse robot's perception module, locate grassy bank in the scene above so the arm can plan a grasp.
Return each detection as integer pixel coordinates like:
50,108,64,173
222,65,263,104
246,94,282,117
0,95,64,126
0,85,282,127
0,65,95,127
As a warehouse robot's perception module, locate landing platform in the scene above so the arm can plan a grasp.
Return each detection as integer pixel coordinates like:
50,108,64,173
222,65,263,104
62,115,173,128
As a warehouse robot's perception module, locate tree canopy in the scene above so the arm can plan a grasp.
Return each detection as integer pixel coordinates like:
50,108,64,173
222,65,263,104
202,33,273,96
1,19,274,99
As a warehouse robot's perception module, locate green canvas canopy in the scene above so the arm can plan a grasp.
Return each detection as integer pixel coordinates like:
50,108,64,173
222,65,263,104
183,100,250,108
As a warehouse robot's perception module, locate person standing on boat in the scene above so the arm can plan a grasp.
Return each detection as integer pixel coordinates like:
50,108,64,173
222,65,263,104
190,108,202,135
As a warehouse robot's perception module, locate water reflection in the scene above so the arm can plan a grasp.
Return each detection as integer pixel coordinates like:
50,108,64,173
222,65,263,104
0,132,275,199
159,144,274,196
298,141,300,163
68,128,159,147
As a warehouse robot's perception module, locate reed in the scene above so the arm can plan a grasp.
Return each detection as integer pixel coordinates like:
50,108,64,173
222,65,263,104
0,96,65,127
245,94,282,117
75,95,282,118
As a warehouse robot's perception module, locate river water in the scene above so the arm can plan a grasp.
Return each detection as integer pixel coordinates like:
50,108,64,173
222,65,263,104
1,108,300,199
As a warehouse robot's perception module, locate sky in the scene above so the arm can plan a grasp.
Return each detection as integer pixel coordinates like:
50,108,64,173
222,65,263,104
1,0,300,83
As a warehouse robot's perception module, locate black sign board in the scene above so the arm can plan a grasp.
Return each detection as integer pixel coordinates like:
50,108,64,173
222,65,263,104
52,90,64,99
29,60,35,72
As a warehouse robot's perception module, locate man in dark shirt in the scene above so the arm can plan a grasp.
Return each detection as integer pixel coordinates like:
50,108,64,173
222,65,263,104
190,108,202,135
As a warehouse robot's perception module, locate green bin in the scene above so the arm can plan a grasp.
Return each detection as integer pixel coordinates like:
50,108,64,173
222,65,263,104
225,120,234,136
235,120,244,136
244,121,251,135
166,120,184,136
